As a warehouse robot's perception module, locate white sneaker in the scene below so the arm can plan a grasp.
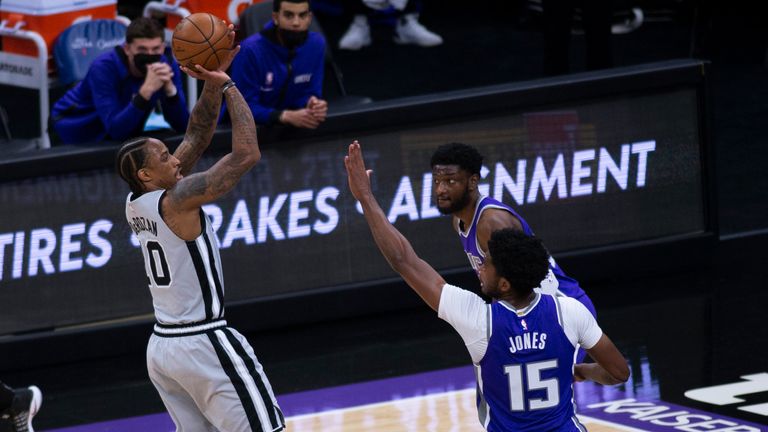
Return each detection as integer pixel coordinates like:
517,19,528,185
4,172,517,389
394,13,443,47
339,15,371,50
611,8,644,35
0,386,42,432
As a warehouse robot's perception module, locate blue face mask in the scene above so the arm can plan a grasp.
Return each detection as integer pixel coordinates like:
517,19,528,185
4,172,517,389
133,53,162,75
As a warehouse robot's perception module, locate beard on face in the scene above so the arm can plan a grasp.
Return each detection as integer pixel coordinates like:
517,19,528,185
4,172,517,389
480,276,501,299
436,187,472,215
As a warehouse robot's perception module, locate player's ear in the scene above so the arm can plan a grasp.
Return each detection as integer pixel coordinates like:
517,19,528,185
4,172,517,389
497,277,512,295
137,168,151,182
469,173,479,190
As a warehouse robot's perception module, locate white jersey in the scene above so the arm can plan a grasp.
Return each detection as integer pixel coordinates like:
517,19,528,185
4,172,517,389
438,284,602,364
126,190,225,325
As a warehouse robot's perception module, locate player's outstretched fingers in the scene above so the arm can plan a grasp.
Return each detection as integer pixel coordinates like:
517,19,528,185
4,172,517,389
218,45,241,71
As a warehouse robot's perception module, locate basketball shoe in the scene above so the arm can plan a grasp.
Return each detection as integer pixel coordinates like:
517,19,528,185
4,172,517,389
0,386,42,432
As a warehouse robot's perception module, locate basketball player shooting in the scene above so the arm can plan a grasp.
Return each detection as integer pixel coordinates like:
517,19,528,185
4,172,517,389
116,23,285,432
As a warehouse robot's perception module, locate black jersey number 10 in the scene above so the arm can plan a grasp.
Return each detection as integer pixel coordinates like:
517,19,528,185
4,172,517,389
145,240,172,287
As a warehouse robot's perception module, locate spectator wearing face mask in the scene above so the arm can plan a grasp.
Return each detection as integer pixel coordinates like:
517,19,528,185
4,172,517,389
50,17,189,145
228,0,328,129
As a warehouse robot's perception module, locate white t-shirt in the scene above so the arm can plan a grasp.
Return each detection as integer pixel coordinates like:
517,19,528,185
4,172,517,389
437,284,603,363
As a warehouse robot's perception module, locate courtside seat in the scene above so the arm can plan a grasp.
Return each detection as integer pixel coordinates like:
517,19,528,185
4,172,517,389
53,19,127,87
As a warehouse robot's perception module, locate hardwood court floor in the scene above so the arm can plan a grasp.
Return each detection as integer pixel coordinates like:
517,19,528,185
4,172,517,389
285,389,636,432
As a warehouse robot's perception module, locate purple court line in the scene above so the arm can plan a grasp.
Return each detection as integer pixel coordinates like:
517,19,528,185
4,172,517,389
44,365,768,432
43,413,175,432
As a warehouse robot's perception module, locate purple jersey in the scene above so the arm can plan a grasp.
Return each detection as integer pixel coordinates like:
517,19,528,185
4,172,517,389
477,294,586,431
458,196,589,303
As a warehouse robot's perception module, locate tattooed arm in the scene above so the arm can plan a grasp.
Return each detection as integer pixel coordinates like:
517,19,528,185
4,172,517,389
172,25,238,175
167,79,259,211
173,80,223,175
166,26,259,209
161,80,259,239
159,31,260,240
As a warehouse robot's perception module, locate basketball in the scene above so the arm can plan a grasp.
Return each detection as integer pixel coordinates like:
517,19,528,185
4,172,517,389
171,13,231,71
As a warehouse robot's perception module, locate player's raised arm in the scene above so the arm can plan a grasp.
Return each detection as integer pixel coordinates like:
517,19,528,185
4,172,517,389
167,54,258,213
345,141,446,311
173,26,238,175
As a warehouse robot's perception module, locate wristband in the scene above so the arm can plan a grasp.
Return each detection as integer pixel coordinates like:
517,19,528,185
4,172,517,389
221,79,236,94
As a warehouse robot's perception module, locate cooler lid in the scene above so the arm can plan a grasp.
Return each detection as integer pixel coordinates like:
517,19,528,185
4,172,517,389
0,0,117,15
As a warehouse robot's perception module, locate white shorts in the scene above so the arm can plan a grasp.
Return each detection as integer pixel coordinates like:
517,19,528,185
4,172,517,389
147,320,285,432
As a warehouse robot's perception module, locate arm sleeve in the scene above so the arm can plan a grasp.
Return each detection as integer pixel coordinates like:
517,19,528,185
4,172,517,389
438,284,489,363
89,63,150,140
559,297,603,350
229,47,276,125
159,60,190,132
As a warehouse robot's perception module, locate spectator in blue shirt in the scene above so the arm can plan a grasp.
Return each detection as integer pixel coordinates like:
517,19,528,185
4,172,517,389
50,17,189,144
229,0,328,129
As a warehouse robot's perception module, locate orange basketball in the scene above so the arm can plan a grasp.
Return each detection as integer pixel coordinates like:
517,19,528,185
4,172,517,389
171,13,231,71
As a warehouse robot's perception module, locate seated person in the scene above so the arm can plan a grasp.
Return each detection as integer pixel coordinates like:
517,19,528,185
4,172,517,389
228,0,328,129
50,17,189,144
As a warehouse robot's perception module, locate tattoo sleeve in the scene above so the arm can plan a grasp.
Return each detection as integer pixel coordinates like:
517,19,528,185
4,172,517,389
223,85,259,163
174,81,222,175
169,85,260,210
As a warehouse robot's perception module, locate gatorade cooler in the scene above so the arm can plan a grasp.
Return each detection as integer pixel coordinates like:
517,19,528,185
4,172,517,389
149,0,259,30
0,0,117,58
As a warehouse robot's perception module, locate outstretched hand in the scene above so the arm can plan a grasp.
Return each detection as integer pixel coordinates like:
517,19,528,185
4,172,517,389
179,25,240,87
344,141,373,202
179,49,238,88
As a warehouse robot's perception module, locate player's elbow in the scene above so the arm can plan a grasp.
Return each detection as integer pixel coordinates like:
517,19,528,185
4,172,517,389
246,148,261,165
385,251,409,274
236,146,261,167
384,243,418,276
243,153,260,170
608,363,630,384
228,151,259,174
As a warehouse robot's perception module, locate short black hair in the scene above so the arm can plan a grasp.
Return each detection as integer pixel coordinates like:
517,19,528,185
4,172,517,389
126,17,165,44
273,0,311,12
430,143,483,175
116,137,151,195
488,229,550,297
